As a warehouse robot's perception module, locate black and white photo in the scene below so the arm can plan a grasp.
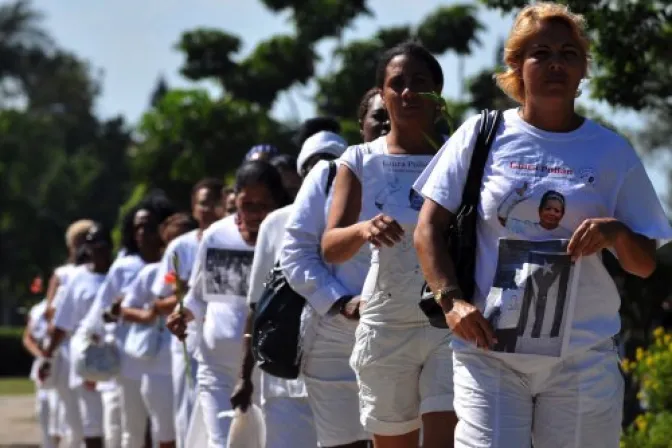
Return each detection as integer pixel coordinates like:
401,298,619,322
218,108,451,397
484,239,581,357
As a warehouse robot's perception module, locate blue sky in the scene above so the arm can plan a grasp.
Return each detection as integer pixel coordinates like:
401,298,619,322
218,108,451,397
32,0,669,202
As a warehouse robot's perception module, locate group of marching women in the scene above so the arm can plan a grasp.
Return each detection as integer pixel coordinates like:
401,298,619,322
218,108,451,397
22,3,672,447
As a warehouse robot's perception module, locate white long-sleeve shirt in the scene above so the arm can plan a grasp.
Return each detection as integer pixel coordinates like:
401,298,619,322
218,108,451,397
247,205,307,401
280,160,370,316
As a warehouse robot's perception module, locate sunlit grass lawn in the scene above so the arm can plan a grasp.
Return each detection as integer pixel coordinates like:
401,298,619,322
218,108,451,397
0,377,34,396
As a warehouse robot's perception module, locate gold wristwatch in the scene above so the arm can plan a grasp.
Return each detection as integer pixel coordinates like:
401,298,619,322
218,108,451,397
434,285,462,311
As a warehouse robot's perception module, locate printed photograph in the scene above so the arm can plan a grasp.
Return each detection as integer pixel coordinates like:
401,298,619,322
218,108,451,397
203,248,254,297
484,239,580,357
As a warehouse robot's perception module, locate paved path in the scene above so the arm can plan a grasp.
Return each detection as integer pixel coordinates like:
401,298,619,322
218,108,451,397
0,395,40,447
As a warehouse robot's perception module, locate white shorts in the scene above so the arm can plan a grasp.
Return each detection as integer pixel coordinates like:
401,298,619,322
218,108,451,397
141,373,176,442
303,314,370,446
452,341,624,448
263,397,318,448
350,323,454,436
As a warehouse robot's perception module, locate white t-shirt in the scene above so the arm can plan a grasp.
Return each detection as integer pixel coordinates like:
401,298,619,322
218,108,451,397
51,263,77,309
52,265,107,387
151,229,201,355
184,215,255,371
122,263,172,375
282,160,370,317
415,108,672,372
248,205,307,401
339,137,433,327
81,254,146,382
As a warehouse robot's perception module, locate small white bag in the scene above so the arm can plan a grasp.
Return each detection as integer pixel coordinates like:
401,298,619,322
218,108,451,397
221,405,266,448
74,333,121,382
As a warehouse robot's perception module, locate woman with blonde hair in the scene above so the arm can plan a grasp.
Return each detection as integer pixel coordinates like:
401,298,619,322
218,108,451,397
45,219,95,319
413,3,672,447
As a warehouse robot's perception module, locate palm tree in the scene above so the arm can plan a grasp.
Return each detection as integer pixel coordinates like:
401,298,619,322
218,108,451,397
0,0,52,100
417,4,485,100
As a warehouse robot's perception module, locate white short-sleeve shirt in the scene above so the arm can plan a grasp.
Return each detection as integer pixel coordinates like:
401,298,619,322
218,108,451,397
414,108,672,372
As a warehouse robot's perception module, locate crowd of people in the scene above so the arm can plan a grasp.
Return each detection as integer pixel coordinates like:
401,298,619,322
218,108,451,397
21,3,672,448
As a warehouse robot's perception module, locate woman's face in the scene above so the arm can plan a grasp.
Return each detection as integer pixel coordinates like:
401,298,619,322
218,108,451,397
539,199,564,229
133,209,161,250
278,167,302,200
520,19,586,104
224,192,237,216
360,94,388,142
381,54,439,131
235,184,278,234
192,187,224,228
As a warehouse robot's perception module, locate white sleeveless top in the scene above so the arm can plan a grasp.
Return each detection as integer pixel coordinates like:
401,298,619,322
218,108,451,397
339,136,434,328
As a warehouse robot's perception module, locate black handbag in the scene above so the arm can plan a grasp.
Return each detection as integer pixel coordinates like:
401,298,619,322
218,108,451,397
251,160,339,378
251,263,306,379
418,109,503,329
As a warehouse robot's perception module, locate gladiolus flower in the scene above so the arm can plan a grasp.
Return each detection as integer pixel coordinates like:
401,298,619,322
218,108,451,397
30,276,43,294
164,271,177,285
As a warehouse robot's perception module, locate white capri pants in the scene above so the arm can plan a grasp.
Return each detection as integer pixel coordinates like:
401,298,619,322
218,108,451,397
303,314,370,446
452,341,624,448
141,373,176,443
119,376,149,448
350,323,454,436
263,397,318,448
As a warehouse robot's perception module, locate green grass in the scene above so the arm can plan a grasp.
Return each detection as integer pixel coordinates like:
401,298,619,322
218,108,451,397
0,377,34,396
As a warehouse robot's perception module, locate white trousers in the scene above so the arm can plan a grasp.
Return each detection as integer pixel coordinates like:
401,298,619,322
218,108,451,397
196,362,237,448
102,386,122,448
47,389,67,438
263,397,318,448
303,314,369,446
141,373,176,443
57,383,104,446
453,342,624,448
172,351,198,448
119,376,149,448
37,390,57,448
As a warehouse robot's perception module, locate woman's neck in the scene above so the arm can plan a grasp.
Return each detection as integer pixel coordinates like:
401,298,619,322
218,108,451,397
386,125,439,155
90,262,110,274
239,229,257,246
520,99,583,133
139,247,161,263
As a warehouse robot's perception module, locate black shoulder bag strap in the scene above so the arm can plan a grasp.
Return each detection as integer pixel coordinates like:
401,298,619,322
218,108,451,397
461,109,503,212
325,160,337,196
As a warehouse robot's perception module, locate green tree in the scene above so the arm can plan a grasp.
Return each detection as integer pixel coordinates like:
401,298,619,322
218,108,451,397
479,0,672,150
0,0,132,324
133,89,292,209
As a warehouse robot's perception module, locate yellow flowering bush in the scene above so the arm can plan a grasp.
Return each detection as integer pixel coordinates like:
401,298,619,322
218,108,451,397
621,327,672,447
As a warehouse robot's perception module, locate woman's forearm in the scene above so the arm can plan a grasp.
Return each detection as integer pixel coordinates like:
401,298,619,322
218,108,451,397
121,307,155,324
322,222,369,264
44,328,66,359
155,295,179,315
22,326,43,358
614,224,657,278
239,309,255,381
414,220,461,306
